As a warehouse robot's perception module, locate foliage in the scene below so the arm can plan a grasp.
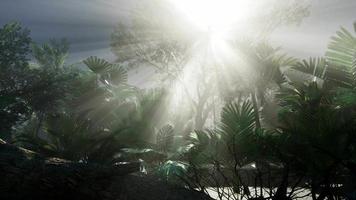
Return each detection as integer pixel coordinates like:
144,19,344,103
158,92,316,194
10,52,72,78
0,22,31,68
110,0,309,130
175,25,356,200
292,57,327,80
14,52,168,164
0,22,32,140
119,148,166,164
2,18,356,200
32,38,69,69
15,114,121,163
157,160,189,183
0,23,84,142
83,56,112,74
156,124,174,153
83,56,128,86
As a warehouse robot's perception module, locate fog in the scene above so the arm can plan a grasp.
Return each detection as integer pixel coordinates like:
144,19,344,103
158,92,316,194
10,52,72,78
1,0,355,62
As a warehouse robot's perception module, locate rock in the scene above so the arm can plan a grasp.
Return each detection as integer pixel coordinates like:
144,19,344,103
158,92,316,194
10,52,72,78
0,139,212,200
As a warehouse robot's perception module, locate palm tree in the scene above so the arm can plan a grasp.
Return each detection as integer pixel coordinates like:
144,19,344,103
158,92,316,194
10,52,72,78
226,41,296,129
15,114,120,163
291,24,356,89
31,38,69,69
181,100,273,199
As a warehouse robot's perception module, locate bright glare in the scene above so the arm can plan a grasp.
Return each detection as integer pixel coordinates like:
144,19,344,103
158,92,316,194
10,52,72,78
171,0,254,33
166,0,259,121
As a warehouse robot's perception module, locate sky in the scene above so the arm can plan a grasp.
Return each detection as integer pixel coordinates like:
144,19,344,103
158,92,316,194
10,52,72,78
0,0,355,63
271,0,356,58
0,0,133,62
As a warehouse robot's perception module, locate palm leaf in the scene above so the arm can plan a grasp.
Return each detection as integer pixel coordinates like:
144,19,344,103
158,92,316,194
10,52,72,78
325,26,356,86
107,64,128,85
325,64,354,87
326,27,356,67
218,100,265,164
220,100,255,139
157,160,188,182
292,57,327,79
83,56,112,74
156,124,174,153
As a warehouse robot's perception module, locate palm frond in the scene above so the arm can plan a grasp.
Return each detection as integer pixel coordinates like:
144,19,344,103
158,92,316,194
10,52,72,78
156,124,174,153
292,57,327,79
83,56,112,74
31,38,69,69
157,160,188,182
326,27,356,67
106,64,128,85
325,26,356,86
220,100,255,139
325,64,354,88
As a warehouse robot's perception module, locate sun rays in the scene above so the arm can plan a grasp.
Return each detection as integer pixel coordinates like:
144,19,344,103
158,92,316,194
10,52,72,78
110,0,301,129
170,0,256,33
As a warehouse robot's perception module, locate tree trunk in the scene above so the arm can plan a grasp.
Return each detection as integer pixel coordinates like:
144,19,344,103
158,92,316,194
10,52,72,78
272,164,289,200
251,91,261,129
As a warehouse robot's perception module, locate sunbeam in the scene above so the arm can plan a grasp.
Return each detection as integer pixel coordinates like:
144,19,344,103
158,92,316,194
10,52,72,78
170,0,256,34
2,0,356,199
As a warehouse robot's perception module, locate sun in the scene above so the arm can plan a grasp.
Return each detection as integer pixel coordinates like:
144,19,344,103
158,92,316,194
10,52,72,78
170,0,253,34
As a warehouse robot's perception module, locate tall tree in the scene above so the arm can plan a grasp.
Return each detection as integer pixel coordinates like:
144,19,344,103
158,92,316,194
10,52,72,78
0,22,32,140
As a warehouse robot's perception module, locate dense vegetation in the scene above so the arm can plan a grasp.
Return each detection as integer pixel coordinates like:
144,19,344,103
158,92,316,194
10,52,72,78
1,3,356,200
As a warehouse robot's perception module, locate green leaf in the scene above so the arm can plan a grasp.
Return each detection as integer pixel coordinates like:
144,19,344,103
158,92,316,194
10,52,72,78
157,160,188,181
83,56,112,74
